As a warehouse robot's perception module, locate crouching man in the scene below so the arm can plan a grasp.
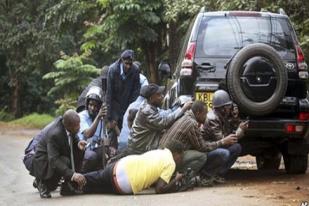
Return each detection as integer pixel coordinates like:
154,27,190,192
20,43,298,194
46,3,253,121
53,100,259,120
32,109,87,198
202,90,248,183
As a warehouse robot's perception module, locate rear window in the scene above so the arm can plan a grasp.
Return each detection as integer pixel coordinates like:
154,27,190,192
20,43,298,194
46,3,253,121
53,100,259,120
195,16,296,59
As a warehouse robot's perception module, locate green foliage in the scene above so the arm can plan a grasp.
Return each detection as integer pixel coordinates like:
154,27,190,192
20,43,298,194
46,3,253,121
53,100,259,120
0,108,15,122
1,0,309,117
44,52,100,114
83,0,164,52
10,113,54,128
163,0,208,22
54,98,77,116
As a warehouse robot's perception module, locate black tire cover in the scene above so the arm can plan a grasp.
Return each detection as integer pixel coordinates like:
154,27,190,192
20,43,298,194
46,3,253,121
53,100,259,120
227,43,288,116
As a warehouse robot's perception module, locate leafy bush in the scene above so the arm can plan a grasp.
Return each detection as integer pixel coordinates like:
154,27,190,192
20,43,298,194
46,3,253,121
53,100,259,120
10,113,54,129
44,52,99,115
0,108,15,122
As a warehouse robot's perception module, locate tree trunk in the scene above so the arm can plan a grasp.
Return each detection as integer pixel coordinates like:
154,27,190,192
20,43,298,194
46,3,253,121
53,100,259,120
143,41,158,83
10,74,22,118
168,21,182,72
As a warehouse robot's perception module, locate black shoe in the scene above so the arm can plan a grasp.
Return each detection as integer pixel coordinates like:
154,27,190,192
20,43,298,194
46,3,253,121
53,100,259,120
60,181,83,196
33,178,38,189
38,181,51,198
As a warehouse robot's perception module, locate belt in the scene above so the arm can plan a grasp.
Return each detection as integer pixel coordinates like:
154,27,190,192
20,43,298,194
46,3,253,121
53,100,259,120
112,162,125,194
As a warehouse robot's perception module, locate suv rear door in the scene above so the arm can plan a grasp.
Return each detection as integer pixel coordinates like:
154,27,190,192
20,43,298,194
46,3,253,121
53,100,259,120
193,13,301,100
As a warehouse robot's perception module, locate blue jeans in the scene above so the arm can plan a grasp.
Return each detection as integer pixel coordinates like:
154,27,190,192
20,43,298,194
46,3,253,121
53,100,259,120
203,143,241,176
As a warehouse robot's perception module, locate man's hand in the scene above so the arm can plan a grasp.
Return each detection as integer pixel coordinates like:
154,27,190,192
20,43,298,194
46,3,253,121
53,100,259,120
222,134,238,146
108,120,117,129
109,146,117,157
231,104,239,118
175,172,184,181
78,140,87,151
239,120,249,130
182,101,193,112
71,173,87,189
98,104,107,119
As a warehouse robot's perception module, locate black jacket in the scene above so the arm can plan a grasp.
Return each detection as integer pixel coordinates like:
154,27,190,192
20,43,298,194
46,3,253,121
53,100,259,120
32,117,83,180
106,59,140,123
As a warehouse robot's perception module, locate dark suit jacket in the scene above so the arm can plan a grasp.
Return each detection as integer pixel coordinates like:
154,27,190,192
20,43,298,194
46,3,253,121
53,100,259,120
33,117,83,180
106,59,140,123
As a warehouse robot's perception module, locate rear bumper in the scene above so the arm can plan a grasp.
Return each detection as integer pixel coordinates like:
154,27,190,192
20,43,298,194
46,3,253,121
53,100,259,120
242,119,309,155
246,118,309,139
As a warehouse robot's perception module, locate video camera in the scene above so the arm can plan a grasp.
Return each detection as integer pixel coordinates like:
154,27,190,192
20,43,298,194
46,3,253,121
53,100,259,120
176,168,198,192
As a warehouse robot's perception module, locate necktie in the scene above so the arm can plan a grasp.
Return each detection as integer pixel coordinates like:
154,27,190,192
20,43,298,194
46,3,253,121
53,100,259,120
68,135,75,172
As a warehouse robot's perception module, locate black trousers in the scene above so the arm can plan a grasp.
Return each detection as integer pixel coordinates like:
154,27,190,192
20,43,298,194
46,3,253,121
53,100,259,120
23,154,35,176
33,156,72,191
83,162,118,194
81,146,104,173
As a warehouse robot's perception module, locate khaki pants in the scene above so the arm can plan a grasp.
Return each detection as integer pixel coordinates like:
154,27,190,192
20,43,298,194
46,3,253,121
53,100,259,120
178,150,207,174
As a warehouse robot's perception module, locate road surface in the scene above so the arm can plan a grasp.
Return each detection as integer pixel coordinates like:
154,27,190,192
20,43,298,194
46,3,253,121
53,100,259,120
0,125,308,206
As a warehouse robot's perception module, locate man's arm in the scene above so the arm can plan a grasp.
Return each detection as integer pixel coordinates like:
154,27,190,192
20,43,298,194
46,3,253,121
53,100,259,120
203,119,224,141
106,67,113,122
47,136,74,180
146,102,192,130
202,121,238,151
129,70,140,103
155,173,183,194
82,107,107,139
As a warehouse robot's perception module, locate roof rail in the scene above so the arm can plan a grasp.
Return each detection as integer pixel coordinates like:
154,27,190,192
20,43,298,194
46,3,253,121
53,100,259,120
278,8,286,15
200,7,205,13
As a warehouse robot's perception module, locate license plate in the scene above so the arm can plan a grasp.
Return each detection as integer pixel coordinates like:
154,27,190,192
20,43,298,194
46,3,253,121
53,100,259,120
195,92,213,110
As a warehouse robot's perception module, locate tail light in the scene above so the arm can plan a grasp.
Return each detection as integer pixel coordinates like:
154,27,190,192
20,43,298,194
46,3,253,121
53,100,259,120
229,11,261,17
296,44,308,79
286,124,296,133
298,112,309,121
180,42,196,76
184,42,196,60
285,124,304,134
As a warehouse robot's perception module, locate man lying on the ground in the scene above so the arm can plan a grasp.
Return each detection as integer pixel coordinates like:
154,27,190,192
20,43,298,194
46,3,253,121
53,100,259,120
62,140,192,195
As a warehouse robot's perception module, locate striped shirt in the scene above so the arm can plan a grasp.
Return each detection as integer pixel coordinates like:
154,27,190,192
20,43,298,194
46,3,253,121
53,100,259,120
160,110,222,152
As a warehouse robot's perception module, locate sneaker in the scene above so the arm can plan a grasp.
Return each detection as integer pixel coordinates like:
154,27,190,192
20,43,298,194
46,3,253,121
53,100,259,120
32,178,38,189
38,181,51,198
213,176,226,184
60,181,83,196
197,176,214,187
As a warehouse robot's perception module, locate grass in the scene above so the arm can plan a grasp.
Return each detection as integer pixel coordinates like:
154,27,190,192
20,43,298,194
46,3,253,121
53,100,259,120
9,113,54,128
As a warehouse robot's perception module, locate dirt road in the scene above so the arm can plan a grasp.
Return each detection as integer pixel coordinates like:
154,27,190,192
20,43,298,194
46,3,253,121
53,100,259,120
0,126,308,206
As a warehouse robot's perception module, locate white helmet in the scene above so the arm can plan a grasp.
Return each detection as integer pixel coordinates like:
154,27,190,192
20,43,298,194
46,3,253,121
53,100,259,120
86,86,103,105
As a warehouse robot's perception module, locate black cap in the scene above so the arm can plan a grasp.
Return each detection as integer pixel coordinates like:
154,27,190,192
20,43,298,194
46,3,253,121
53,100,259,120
121,49,134,60
141,83,165,99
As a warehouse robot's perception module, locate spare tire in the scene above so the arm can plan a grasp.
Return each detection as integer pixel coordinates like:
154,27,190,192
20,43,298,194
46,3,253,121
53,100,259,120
227,43,288,116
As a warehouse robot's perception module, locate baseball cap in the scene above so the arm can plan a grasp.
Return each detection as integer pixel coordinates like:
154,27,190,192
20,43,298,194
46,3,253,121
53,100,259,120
141,83,165,99
121,49,134,60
